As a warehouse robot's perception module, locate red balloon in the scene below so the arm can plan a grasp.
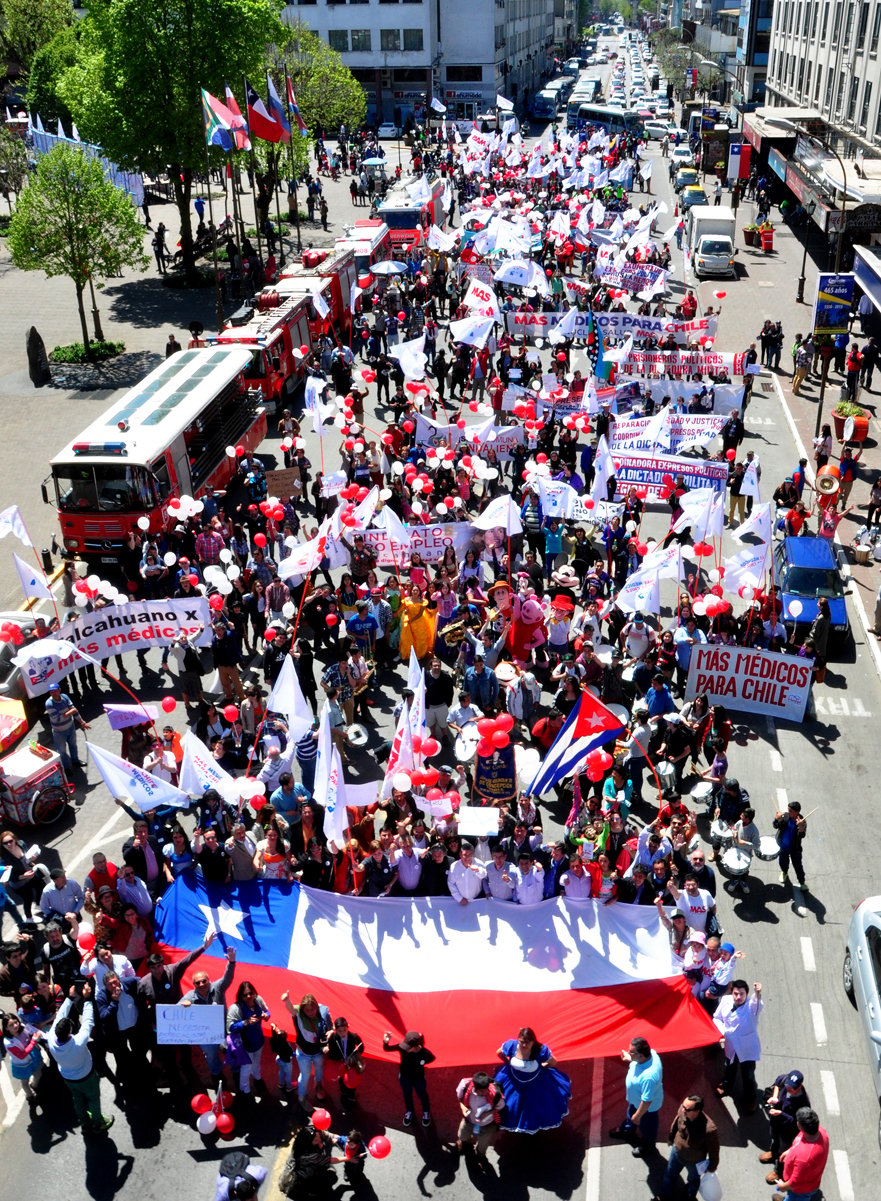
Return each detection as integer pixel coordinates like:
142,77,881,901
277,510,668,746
191,1093,212,1115
312,1107,332,1130
368,1135,391,1159
209,594,224,611
476,718,496,736
223,705,239,722
254,533,267,548
476,738,495,757
397,311,406,321
402,420,415,433
77,932,96,952
409,769,424,788
264,628,277,642
455,418,466,429
422,767,439,787
495,714,515,733
218,1091,235,1110
161,696,176,714
188,573,200,587
215,1112,235,1135
421,737,440,758
426,787,443,801
725,448,736,461
491,730,510,749
411,735,423,753
361,369,376,383
326,613,338,627
342,1069,360,1089
235,445,245,457
273,506,285,521
299,345,309,356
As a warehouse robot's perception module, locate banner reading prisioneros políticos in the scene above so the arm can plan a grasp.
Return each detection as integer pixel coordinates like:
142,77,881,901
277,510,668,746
610,451,730,499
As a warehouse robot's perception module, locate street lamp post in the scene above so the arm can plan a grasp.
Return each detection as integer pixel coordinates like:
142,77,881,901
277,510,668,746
796,199,817,303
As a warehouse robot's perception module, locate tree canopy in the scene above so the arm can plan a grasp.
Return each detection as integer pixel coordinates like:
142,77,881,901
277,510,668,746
1,0,72,72
7,142,148,349
27,23,78,127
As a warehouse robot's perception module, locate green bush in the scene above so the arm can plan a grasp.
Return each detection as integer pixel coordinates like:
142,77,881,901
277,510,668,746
50,340,125,363
833,399,867,418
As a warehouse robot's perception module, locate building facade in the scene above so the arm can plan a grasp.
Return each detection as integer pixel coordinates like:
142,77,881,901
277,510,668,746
283,0,569,128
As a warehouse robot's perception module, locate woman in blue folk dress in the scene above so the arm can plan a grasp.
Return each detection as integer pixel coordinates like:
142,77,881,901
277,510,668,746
494,1026,572,1134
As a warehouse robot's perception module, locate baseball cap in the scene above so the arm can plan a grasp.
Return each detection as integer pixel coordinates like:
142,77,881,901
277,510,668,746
720,942,736,954
785,1070,804,1089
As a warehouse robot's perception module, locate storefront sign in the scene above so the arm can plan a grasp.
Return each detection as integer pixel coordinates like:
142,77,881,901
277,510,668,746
685,645,813,720
768,146,787,182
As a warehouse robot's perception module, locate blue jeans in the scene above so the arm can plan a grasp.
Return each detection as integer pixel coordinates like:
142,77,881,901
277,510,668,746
624,1103,659,1150
660,1146,701,1200
51,724,78,771
400,1073,430,1115
277,1056,293,1089
296,1048,324,1100
785,1193,821,1201
199,1042,224,1079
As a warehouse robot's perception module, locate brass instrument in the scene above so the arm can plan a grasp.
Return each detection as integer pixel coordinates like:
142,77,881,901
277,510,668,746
352,664,375,695
441,620,466,646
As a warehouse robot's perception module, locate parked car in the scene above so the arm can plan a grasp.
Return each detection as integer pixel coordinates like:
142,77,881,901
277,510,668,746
674,167,700,193
644,119,679,140
773,535,850,648
843,897,881,1145
671,145,695,168
680,185,709,211
377,123,399,139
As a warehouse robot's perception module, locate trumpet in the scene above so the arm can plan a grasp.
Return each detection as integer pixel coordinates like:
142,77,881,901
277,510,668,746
441,620,466,646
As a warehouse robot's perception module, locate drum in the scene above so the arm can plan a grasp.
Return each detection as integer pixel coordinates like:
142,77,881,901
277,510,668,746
593,642,615,666
657,761,677,790
586,684,601,697
710,818,733,849
606,702,631,725
347,723,369,747
690,781,714,805
855,544,872,566
815,463,841,496
756,835,780,861
454,726,481,764
721,847,750,877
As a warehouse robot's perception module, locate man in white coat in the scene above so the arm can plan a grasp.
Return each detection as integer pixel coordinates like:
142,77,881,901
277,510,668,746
714,979,763,1112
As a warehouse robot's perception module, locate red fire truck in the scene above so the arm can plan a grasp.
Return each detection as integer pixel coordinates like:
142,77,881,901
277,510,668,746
214,293,313,412
42,347,263,566
334,219,394,284
376,176,447,251
271,245,358,342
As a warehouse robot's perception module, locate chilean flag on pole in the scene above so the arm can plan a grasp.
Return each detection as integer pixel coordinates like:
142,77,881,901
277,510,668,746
245,79,282,143
526,690,626,796
156,876,718,1066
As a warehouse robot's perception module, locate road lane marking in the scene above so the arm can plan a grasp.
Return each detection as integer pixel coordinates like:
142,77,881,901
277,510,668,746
585,1055,604,1201
769,749,782,772
814,696,872,717
64,806,130,875
834,1149,855,1201
0,1064,24,1131
800,937,816,972
820,1070,840,1116
810,1002,828,1046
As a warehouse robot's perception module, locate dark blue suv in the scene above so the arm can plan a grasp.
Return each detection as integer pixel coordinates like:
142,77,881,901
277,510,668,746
773,536,850,651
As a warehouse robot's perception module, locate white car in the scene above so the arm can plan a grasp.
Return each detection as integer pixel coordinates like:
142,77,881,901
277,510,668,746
671,145,695,168
644,119,680,141
377,122,399,139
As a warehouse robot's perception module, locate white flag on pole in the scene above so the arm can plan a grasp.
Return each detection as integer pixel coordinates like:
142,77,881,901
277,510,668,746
0,505,32,547
13,552,53,599
471,494,523,535
179,730,238,800
87,742,189,811
267,655,315,742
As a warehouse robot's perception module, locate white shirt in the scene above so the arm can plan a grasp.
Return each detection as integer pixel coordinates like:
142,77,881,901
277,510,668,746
714,992,763,1062
675,886,715,932
560,870,593,898
448,858,487,902
82,952,136,988
511,864,545,905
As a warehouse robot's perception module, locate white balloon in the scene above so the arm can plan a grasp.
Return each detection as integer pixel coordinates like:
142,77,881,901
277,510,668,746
788,599,803,617
196,1111,217,1135
137,516,150,531
74,594,89,607
379,488,393,500
333,415,346,429
412,499,424,514
391,461,404,476
453,496,464,507
393,771,412,792
74,559,89,577
282,601,296,618
226,446,237,458
243,778,266,798
692,600,707,617
350,424,362,434
203,565,224,582
484,468,499,480
708,568,721,584
226,565,241,580
86,574,100,589
216,578,233,596
219,548,232,564
163,552,177,567
191,500,204,514
435,503,447,516
625,520,637,533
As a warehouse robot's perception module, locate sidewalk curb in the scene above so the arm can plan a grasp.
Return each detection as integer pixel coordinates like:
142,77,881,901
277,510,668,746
770,372,881,685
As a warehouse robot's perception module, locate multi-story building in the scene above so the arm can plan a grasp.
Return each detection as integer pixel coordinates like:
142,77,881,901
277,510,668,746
735,0,772,105
283,0,563,129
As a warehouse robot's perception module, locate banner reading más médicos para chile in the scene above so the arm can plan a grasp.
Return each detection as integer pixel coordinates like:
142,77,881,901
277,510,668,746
684,645,813,721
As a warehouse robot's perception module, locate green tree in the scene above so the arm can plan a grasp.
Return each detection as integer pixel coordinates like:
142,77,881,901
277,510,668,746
1,0,72,72
58,0,283,284
26,23,78,128
7,142,148,351
0,127,28,204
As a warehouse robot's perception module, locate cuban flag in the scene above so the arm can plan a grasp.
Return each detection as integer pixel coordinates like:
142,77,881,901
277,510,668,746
267,74,290,144
155,874,718,1066
245,79,282,143
526,691,626,797
287,74,309,138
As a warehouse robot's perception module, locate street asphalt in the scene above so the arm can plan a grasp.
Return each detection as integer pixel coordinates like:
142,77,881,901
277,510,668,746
0,40,878,1201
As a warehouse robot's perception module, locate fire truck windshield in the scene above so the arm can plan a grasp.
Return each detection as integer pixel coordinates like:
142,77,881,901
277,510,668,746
53,463,158,513
380,208,422,230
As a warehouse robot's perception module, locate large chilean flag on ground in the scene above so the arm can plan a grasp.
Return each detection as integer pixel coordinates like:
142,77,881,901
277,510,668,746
156,875,717,1065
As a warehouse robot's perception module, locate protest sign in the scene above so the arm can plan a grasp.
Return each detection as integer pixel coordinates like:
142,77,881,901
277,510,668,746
598,262,669,295
614,377,743,416
361,522,474,566
610,451,729,499
505,309,717,345
319,470,348,498
157,1004,225,1046
468,423,525,460
456,805,501,837
266,468,302,498
609,413,726,454
474,743,518,802
620,349,747,378
20,599,212,697
685,645,813,721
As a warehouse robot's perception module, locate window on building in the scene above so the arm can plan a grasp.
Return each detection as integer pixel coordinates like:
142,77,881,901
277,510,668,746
862,80,873,128
805,60,812,98
811,0,819,37
814,64,822,100
872,4,881,49
837,70,847,113
875,98,881,138
833,3,843,40
403,28,423,49
858,1,870,45
351,28,371,49
796,1,803,34
797,56,806,93
403,0,423,5
824,71,834,109
380,28,401,49
849,75,860,118
446,65,482,81
821,1,829,39
297,0,317,5
328,29,348,50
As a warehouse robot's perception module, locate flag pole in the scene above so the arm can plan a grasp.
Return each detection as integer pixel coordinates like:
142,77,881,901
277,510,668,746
244,74,264,269
285,68,303,254
203,139,227,333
